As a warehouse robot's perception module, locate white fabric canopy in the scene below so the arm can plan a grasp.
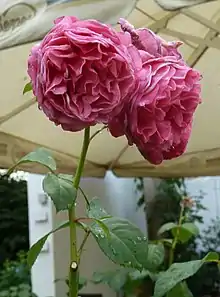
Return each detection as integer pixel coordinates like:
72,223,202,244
0,0,220,177
156,0,214,10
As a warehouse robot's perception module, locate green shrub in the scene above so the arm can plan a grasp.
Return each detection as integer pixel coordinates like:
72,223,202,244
0,251,37,297
0,251,30,291
0,284,37,297
0,172,29,267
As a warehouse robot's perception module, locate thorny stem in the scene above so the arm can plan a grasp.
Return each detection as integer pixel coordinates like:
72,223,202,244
68,127,90,297
168,203,185,267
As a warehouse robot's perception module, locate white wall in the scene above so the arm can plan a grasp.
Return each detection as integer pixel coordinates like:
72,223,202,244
185,177,220,232
27,174,55,297
27,172,147,297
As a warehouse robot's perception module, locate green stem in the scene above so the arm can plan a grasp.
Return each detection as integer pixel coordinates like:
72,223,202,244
79,187,90,206
78,231,91,263
73,127,91,188
168,204,185,267
168,245,174,268
68,127,90,297
89,125,107,142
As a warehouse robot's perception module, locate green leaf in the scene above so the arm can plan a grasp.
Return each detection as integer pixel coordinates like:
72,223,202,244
129,269,153,280
158,222,199,243
161,239,173,246
43,173,77,212
92,269,129,291
172,223,199,243
23,82,32,95
91,219,110,237
158,222,177,236
8,148,56,174
27,221,69,268
87,198,110,219
167,282,193,297
204,251,219,261
125,269,158,295
79,276,87,291
154,261,202,297
58,174,73,182
145,243,165,270
90,217,148,270
182,223,199,235
153,252,218,297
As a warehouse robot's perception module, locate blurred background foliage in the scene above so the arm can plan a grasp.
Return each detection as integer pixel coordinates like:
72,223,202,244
1,172,220,297
135,177,220,297
0,172,34,297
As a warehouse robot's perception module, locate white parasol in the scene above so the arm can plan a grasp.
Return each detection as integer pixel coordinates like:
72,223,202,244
0,0,219,177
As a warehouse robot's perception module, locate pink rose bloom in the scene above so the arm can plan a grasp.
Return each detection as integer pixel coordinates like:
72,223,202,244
109,56,201,164
119,18,183,59
28,16,136,131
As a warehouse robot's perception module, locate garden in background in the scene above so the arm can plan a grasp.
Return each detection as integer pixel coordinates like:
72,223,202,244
0,172,220,297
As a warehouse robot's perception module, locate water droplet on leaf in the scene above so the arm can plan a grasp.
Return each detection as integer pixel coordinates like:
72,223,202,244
111,248,117,255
